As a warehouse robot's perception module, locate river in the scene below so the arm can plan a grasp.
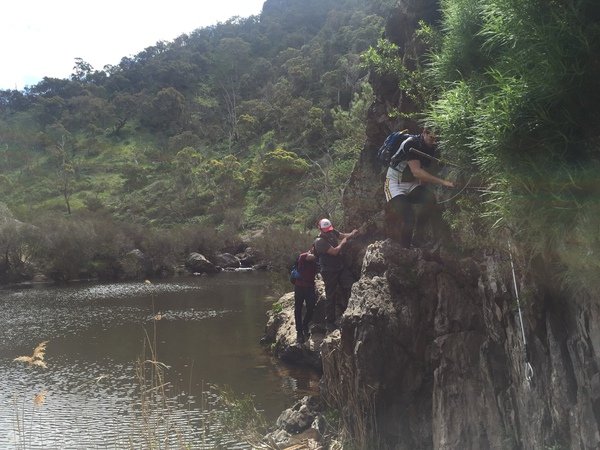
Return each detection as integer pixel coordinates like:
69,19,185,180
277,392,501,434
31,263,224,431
0,272,318,449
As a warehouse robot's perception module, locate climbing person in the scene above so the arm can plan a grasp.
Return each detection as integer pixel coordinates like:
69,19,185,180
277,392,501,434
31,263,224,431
383,127,454,248
313,218,358,330
292,247,318,344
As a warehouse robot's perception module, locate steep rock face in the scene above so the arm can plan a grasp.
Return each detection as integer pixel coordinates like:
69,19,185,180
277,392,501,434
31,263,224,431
320,240,600,449
289,0,599,447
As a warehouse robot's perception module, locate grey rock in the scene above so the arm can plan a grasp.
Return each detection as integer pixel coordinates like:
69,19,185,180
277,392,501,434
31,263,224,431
263,283,328,371
319,240,600,450
275,396,324,434
213,252,240,269
184,252,219,274
236,246,262,268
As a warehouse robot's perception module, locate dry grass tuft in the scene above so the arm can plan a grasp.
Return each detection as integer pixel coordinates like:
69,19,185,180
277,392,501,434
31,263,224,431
14,341,49,369
32,341,48,359
30,359,48,369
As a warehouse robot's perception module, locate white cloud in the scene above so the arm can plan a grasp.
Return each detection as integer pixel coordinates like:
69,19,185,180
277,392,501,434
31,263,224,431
0,0,265,90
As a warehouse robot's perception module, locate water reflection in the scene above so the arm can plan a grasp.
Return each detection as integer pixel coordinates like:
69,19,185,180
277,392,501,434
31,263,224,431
0,273,319,448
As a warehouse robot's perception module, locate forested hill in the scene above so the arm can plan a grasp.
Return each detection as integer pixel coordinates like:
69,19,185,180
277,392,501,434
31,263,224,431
0,0,392,230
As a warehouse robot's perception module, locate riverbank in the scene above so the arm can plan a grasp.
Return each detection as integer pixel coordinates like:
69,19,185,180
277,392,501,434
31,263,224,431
0,204,315,286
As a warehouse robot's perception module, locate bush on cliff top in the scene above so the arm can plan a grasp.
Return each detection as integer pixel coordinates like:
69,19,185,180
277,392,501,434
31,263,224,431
426,0,600,297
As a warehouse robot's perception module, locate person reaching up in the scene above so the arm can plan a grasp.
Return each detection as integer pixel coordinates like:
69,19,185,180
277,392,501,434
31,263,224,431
384,127,454,248
313,218,358,330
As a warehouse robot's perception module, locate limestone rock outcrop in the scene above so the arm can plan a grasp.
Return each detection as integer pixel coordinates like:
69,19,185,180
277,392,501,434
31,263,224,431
318,240,600,449
263,285,328,372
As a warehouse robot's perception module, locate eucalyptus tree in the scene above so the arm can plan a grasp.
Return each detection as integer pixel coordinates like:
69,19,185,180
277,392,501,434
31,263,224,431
212,37,252,149
71,58,94,82
140,87,187,134
50,134,75,215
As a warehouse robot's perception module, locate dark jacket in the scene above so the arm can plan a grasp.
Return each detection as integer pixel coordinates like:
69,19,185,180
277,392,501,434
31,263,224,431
314,230,344,272
294,252,318,287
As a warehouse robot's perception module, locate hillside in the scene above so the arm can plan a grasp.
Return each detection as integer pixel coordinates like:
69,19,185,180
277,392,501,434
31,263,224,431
0,0,389,230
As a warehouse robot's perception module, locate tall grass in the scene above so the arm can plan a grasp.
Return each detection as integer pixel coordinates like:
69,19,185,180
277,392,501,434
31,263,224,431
10,341,48,448
321,351,382,450
426,0,600,295
212,385,274,449
134,281,178,449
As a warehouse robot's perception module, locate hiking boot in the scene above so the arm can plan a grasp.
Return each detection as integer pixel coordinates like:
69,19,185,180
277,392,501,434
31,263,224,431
296,331,305,344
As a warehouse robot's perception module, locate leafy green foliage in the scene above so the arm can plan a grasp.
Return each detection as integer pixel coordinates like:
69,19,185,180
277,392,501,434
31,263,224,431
0,0,386,236
427,0,600,295
361,32,433,118
254,148,309,190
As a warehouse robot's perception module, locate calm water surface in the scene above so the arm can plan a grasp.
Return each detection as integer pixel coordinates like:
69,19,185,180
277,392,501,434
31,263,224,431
0,272,318,449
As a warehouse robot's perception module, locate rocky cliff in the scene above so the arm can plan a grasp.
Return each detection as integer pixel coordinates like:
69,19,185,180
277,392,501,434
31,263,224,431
318,241,600,449
265,240,599,448
337,0,599,447
265,1,600,448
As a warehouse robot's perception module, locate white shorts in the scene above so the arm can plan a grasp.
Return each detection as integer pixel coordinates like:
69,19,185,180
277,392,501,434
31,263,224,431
383,178,421,202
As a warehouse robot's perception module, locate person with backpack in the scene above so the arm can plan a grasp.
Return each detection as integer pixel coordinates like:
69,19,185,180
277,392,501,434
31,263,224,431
291,246,319,344
383,127,454,248
313,218,358,331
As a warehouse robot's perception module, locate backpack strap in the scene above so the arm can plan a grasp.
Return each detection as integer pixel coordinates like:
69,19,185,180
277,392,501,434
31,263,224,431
313,236,324,256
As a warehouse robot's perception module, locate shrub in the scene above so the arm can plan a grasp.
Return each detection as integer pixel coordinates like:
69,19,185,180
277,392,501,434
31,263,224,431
251,225,315,271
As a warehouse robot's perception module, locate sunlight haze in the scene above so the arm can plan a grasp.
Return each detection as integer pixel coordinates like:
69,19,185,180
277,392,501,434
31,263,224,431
1,0,266,90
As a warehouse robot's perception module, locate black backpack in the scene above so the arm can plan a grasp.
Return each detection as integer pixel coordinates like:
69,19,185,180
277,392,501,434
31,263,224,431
376,129,413,166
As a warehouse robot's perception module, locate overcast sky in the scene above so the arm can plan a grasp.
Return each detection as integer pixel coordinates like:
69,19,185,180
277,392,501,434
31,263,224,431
0,0,266,90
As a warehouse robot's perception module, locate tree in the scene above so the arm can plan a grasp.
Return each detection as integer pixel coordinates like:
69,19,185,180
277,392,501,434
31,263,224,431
71,58,94,82
141,87,186,133
110,92,140,136
213,37,252,148
282,55,313,91
253,147,310,191
49,134,76,215
63,94,114,131
0,89,31,114
32,96,65,126
27,77,84,98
